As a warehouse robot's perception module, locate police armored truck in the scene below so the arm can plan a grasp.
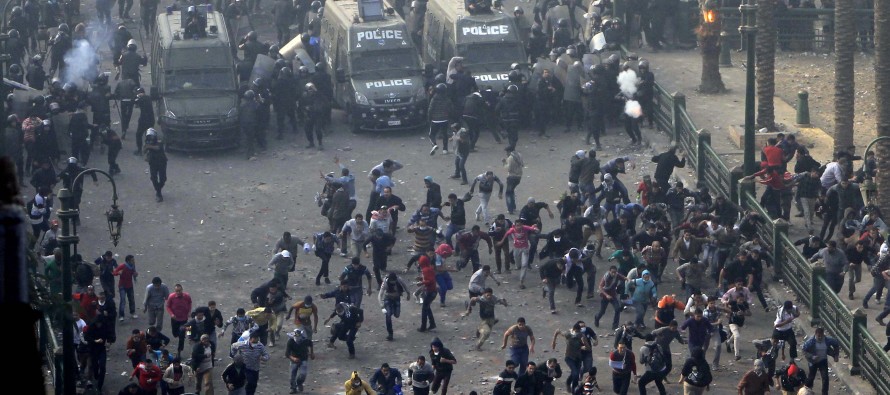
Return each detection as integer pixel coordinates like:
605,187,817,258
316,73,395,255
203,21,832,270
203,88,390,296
422,0,527,88
320,0,426,133
151,5,240,150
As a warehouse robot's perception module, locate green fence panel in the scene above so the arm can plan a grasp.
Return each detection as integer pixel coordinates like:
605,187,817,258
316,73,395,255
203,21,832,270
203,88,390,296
779,234,813,306
815,276,854,353
854,322,890,393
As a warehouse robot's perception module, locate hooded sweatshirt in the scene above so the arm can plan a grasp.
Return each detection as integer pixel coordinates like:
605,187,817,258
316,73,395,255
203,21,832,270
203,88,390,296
344,371,374,395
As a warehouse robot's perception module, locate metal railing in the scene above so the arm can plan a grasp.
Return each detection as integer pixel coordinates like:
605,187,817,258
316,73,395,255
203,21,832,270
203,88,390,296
719,7,876,53
628,41,888,390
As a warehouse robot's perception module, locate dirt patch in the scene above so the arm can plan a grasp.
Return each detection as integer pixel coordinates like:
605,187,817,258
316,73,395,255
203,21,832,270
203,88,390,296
773,51,878,151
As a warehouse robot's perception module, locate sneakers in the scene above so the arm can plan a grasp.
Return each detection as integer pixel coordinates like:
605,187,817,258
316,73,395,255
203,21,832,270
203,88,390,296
429,144,438,155
119,317,125,322
339,252,347,257
131,314,138,319
443,149,449,154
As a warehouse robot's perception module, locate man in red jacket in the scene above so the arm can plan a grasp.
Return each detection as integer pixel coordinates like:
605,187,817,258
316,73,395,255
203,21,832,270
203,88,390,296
130,357,163,394
417,247,438,332
166,284,193,349
609,341,637,395
75,285,99,321
114,254,139,320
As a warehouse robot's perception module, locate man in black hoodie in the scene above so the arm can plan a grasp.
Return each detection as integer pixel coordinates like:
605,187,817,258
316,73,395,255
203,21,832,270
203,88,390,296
429,338,457,394
651,147,685,191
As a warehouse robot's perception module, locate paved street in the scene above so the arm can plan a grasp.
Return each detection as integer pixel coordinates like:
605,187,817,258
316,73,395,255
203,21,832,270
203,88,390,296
32,3,874,395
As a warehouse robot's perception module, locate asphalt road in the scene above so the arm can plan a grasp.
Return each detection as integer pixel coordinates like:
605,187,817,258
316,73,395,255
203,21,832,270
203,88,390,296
45,4,819,395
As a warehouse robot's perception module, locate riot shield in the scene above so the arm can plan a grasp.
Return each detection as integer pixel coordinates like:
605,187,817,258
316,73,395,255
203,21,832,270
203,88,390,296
249,54,276,85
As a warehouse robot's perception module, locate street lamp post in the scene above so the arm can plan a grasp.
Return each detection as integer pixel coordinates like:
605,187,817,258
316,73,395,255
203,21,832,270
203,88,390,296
57,169,123,395
740,0,758,175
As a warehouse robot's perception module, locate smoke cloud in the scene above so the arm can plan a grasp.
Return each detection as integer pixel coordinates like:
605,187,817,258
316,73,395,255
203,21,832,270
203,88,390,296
63,40,98,85
617,69,639,97
625,100,642,118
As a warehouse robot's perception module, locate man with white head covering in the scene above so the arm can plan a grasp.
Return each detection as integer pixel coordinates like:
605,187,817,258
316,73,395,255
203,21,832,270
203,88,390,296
268,250,295,291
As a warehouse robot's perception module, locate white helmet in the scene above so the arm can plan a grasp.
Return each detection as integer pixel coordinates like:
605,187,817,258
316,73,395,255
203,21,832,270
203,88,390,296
146,128,157,136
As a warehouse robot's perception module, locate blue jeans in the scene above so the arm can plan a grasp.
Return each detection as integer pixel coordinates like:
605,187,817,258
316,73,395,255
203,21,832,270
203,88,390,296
118,287,135,316
289,360,308,390
453,154,468,183
596,297,622,330
436,272,453,304
565,356,582,391
349,286,364,308
383,298,401,336
444,223,463,247
634,300,649,327
506,176,521,214
864,275,886,305
245,368,259,395
509,346,529,375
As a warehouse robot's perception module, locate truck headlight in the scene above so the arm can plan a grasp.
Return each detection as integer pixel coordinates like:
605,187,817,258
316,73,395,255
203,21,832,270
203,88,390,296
355,92,369,106
164,110,184,126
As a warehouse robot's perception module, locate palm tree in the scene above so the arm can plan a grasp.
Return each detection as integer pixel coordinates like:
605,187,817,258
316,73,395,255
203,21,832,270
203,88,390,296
756,0,776,130
834,0,855,156
876,0,890,214
698,0,725,93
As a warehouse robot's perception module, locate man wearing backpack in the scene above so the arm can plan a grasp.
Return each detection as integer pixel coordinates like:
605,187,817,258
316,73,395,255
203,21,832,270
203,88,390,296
637,341,668,395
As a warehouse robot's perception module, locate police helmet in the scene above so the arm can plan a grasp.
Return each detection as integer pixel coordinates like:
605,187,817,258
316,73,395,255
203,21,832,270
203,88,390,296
508,70,522,81
638,60,650,70
298,65,310,76
592,64,606,74
269,44,280,54
146,128,157,136
32,95,45,105
434,83,448,93
95,73,109,85
315,62,326,72
8,63,21,74
127,39,137,51
558,18,569,28
31,54,42,64
135,87,146,94
68,156,77,164
58,23,69,34
305,82,317,91
49,102,60,112
187,5,196,14
589,11,600,20
11,6,22,16
63,82,77,93
7,114,18,124
611,18,622,26
118,24,127,31
607,54,620,64
510,62,521,71
280,67,293,78
51,78,62,90
311,0,322,11
434,73,446,84
566,48,577,58
274,58,287,70
5,93,13,103
531,23,543,34
8,29,19,38
620,61,632,71
514,6,524,14
246,31,257,41
506,84,519,93
243,89,255,99
252,77,263,88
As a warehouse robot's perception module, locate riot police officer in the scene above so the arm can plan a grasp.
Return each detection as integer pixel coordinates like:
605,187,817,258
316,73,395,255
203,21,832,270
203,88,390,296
143,128,167,202
89,74,113,130
251,78,271,150
114,78,138,139
301,83,324,150
311,62,333,134
240,90,260,159
7,29,25,66
238,31,267,81
552,18,573,49
462,87,486,150
116,40,147,85
134,87,154,154
49,24,72,78
272,67,299,139
583,64,607,148
496,85,521,151
26,55,45,90
111,24,133,60
637,60,656,129
68,105,92,165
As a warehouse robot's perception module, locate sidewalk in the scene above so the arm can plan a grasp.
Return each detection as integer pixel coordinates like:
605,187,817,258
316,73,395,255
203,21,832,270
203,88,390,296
635,46,877,394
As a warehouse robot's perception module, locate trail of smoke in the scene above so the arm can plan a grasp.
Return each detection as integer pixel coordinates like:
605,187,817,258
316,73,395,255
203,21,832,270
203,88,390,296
62,39,98,86
624,100,642,119
617,69,639,97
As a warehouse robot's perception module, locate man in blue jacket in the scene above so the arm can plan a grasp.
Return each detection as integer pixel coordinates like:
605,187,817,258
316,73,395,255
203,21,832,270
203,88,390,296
802,327,840,395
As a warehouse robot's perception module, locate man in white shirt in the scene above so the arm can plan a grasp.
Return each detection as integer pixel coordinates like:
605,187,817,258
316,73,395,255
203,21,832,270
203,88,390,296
340,214,370,258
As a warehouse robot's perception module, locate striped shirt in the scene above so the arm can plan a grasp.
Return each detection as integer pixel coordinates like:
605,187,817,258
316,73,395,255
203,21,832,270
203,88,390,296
230,340,270,371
